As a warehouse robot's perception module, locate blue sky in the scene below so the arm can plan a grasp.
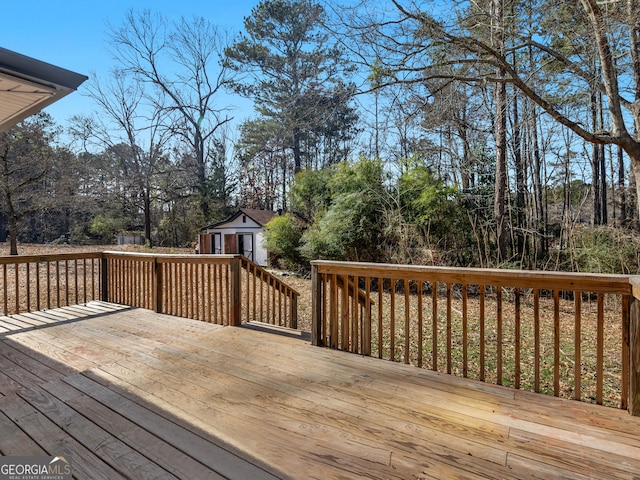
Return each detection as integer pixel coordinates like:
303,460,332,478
1,0,259,130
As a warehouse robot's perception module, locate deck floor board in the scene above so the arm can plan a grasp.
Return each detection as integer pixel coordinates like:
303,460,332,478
0,301,639,479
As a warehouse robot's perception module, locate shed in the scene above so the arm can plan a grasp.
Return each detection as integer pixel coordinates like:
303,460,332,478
117,231,144,246
198,209,278,266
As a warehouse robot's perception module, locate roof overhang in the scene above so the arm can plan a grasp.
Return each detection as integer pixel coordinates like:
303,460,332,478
202,209,279,231
0,47,88,132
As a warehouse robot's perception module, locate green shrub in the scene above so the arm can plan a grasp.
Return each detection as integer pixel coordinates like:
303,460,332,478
563,226,640,274
398,164,480,266
263,213,305,269
88,214,124,244
290,168,333,221
299,158,387,262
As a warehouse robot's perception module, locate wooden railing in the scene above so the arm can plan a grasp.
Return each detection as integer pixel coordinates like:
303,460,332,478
0,251,299,330
104,252,298,327
311,260,640,414
105,252,237,324
0,253,104,315
629,277,640,415
240,256,298,329
7,251,639,412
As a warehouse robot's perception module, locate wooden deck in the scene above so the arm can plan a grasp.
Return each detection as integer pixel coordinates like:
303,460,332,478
0,303,639,479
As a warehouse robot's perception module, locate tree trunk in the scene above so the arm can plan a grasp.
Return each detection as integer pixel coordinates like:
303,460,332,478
194,126,210,221
598,88,608,224
525,39,546,258
631,156,640,230
281,151,288,211
513,90,525,256
590,86,602,225
459,107,471,189
492,0,507,264
592,144,602,225
143,191,152,248
561,150,571,250
8,212,17,256
601,143,608,224
629,0,640,228
293,126,302,173
619,146,627,226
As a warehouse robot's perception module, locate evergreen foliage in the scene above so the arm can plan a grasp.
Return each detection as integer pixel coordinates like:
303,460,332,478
299,158,387,262
263,213,305,268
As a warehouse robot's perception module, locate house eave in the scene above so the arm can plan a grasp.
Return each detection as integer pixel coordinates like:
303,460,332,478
0,47,88,132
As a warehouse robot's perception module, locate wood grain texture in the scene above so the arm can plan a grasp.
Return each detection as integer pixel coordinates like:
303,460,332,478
1,302,640,479
313,260,633,293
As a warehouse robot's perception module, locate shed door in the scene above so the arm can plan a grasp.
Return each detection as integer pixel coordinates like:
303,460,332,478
214,233,222,254
199,234,212,254
239,234,253,261
224,234,238,254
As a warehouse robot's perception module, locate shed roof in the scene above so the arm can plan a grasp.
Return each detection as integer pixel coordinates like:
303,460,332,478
203,208,278,230
0,47,88,132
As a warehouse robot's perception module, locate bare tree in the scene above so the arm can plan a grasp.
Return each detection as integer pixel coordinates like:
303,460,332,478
109,10,233,220
491,0,508,262
370,0,640,221
73,71,171,246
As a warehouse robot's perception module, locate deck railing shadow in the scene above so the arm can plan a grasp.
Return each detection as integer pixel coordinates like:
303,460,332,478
0,302,132,338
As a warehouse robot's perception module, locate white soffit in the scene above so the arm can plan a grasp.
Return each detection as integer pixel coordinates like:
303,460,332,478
0,47,87,132
0,72,58,129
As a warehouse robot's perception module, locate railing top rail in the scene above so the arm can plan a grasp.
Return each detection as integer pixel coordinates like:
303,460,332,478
103,252,301,296
240,256,300,297
0,252,104,265
103,251,239,265
312,260,632,294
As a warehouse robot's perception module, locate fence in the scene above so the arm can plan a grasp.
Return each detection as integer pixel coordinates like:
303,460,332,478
103,252,298,327
240,256,298,328
5,251,639,414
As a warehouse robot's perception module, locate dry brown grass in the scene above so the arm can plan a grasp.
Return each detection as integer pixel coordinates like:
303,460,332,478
0,242,192,257
394,288,624,408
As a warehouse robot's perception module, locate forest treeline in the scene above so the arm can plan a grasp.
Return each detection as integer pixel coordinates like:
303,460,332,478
2,0,640,274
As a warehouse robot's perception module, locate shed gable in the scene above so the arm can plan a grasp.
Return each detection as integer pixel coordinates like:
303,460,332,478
205,213,262,232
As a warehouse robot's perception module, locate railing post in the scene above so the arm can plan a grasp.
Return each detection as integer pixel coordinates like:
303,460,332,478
290,293,298,330
629,281,640,415
229,256,241,326
154,257,163,314
311,262,323,346
101,254,109,302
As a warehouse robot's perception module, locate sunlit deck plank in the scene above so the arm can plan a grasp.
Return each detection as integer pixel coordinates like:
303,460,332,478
0,302,639,479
